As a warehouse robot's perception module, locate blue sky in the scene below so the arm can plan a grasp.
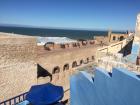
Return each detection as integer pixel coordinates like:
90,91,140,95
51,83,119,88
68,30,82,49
0,0,140,31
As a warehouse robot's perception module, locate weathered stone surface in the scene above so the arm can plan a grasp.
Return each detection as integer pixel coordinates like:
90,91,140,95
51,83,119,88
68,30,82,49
0,32,130,102
0,35,37,101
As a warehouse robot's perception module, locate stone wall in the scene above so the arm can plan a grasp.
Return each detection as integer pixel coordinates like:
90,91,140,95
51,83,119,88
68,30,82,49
37,46,97,90
108,33,128,43
37,37,130,86
94,32,129,44
94,36,109,45
43,39,96,51
0,32,131,102
37,45,98,101
97,39,127,54
0,36,37,101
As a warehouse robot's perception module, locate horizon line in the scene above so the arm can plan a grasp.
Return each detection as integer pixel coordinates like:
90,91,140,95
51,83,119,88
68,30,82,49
0,23,133,32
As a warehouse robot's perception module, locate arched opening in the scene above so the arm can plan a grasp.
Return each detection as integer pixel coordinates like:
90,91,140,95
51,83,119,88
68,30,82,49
87,57,89,63
44,42,55,50
77,43,80,48
63,63,69,71
120,36,124,41
78,39,88,46
72,61,78,68
52,66,60,74
80,60,84,65
60,44,65,48
72,43,77,47
92,56,95,61
113,36,116,40
90,40,95,45
66,44,69,48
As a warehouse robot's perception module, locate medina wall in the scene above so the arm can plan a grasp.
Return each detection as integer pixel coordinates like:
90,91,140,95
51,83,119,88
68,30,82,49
0,32,131,102
97,39,128,54
0,36,37,102
37,38,131,89
37,46,96,86
37,46,97,100
108,33,128,43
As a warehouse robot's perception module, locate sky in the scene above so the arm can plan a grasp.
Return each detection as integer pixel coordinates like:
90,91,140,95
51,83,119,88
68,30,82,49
0,0,140,31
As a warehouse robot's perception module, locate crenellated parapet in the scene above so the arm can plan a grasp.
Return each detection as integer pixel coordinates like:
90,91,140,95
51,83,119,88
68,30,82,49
42,39,96,51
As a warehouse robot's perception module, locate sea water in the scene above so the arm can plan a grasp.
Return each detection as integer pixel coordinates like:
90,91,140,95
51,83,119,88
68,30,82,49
0,26,125,40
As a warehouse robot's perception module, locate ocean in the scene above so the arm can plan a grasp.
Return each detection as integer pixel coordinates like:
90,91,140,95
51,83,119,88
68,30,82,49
0,26,125,40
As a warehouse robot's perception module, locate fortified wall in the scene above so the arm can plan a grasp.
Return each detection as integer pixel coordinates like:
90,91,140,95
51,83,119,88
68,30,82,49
0,34,37,102
37,45,97,100
42,39,95,51
97,37,133,55
108,33,128,43
37,35,131,97
0,31,132,103
94,31,129,44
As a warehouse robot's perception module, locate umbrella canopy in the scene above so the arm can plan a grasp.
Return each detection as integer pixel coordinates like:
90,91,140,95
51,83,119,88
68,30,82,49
26,83,64,105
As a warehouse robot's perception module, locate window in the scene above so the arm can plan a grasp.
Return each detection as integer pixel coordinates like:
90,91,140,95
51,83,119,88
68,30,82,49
80,60,84,65
113,36,116,40
63,64,69,71
120,36,124,41
52,66,60,74
72,61,77,68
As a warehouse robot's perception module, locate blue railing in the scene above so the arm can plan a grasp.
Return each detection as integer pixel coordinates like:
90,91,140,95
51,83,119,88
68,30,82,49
0,92,28,105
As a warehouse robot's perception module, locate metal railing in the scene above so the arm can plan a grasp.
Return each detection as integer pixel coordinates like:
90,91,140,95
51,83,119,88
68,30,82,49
0,88,70,105
0,92,28,105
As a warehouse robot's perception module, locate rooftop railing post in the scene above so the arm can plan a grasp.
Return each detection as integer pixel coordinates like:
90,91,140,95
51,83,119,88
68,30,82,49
0,92,28,105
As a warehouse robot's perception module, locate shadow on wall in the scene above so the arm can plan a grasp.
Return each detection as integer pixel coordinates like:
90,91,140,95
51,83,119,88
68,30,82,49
37,64,52,81
119,39,133,56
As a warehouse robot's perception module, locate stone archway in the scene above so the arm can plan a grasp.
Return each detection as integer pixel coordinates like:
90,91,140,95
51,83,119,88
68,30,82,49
80,59,84,65
113,36,116,41
72,61,78,68
87,57,90,63
63,63,69,71
52,66,60,74
120,36,124,41
91,56,95,61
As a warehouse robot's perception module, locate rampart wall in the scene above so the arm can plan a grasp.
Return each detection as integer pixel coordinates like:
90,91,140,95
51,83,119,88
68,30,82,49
108,33,128,43
37,46,97,99
0,32,131,102
97,39,127,53
43,39,96,51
